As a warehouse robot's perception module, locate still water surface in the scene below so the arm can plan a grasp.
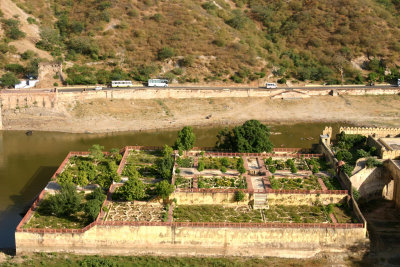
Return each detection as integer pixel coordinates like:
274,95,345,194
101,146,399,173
0,122,345,248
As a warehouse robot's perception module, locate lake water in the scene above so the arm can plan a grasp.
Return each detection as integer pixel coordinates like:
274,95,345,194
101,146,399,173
0,122,345,248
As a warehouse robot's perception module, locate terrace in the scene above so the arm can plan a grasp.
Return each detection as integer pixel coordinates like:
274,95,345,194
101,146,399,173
172,204,355,224
104,201,167,222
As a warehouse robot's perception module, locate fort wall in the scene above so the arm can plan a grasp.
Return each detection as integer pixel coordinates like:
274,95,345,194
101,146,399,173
340,127,400,138
16,223,367,258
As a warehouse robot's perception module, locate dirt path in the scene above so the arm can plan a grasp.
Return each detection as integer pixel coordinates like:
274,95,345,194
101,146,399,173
2,95,400,133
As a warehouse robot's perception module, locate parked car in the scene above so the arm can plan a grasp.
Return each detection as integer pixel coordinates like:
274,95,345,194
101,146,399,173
95,86,103,90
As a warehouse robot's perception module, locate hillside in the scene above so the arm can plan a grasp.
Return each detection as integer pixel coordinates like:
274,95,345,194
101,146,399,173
1,0,400,87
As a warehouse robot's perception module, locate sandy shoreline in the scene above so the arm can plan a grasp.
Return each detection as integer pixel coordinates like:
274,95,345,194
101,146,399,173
2,95,400,133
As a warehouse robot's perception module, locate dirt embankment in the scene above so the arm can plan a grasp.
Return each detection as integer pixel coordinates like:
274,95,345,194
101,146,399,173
2,95,400,133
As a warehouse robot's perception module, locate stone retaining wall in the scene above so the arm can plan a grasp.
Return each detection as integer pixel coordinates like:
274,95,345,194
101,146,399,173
16,223,367,258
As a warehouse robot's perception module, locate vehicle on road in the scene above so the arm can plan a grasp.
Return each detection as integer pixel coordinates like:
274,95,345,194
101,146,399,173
398,78,400,87
95,86,103,90
148,79,168,87
111,81,134,88
266,83,277,89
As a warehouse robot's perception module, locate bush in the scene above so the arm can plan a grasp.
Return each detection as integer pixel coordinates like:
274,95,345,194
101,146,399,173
312,165,319,174
234,191,245,202
84,199,102,221
226,10,248,30
179,56,194,67
366,157,383,168
21,50,36,60
41,184,82,217
197,161,205,172
220,166,227,173
269,166,276,173
157,47,175,60
353,187,360,201
155,180,175,199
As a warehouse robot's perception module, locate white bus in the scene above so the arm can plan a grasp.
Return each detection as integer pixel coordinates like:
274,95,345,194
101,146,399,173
398,78,400,87
111,81,134,88
148,79,168,87
266,83,277,89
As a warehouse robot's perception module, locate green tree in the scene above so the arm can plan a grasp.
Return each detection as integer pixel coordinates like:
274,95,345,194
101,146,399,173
155,180,175,199
174,126,196,151
216,120,273,153
89,144,104,163
83,188,106,221
83,199,102,221
45,183,82,217
156,145,175,180
116,176,146,201
0,72,19,88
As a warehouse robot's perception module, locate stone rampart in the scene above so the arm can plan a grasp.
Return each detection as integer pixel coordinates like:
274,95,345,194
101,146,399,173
385,160,400,208
16,223,367,258
340,127,400,138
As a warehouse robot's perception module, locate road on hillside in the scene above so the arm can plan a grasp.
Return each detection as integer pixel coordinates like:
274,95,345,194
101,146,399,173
0,84,398,93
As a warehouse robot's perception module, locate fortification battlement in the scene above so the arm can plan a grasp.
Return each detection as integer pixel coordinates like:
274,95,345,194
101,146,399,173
340,127,400,137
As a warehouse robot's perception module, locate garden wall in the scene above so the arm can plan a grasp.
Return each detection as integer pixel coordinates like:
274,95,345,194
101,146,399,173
171,190,251,205
172,190,347,206
266,192,347,206
16,223,367,258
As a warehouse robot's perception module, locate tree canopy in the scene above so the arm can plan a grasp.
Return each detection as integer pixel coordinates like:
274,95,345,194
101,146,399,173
0,72,19,88
116,176,146,201
174,126,196,151
216,120,273,153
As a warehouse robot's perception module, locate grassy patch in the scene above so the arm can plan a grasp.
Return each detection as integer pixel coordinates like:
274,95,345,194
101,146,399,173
197,176,247,189
125,150,163,166
176,156,193,168
321,176,343,190
269,175,321,190
333,204,358,223
0,252,331,266
198,156,239,170
173,205,263,223
23,211,90,229
264,205,331,223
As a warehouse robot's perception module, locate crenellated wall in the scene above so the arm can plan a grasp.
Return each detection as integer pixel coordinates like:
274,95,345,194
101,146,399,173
340,127,400,138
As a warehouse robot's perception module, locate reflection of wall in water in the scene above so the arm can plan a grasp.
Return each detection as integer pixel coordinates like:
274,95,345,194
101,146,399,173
0,131,3,168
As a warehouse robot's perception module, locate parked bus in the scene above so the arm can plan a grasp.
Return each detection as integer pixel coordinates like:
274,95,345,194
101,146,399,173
398,78,400,87
266,83,277,89
148,79,168,87
111,81,134,88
